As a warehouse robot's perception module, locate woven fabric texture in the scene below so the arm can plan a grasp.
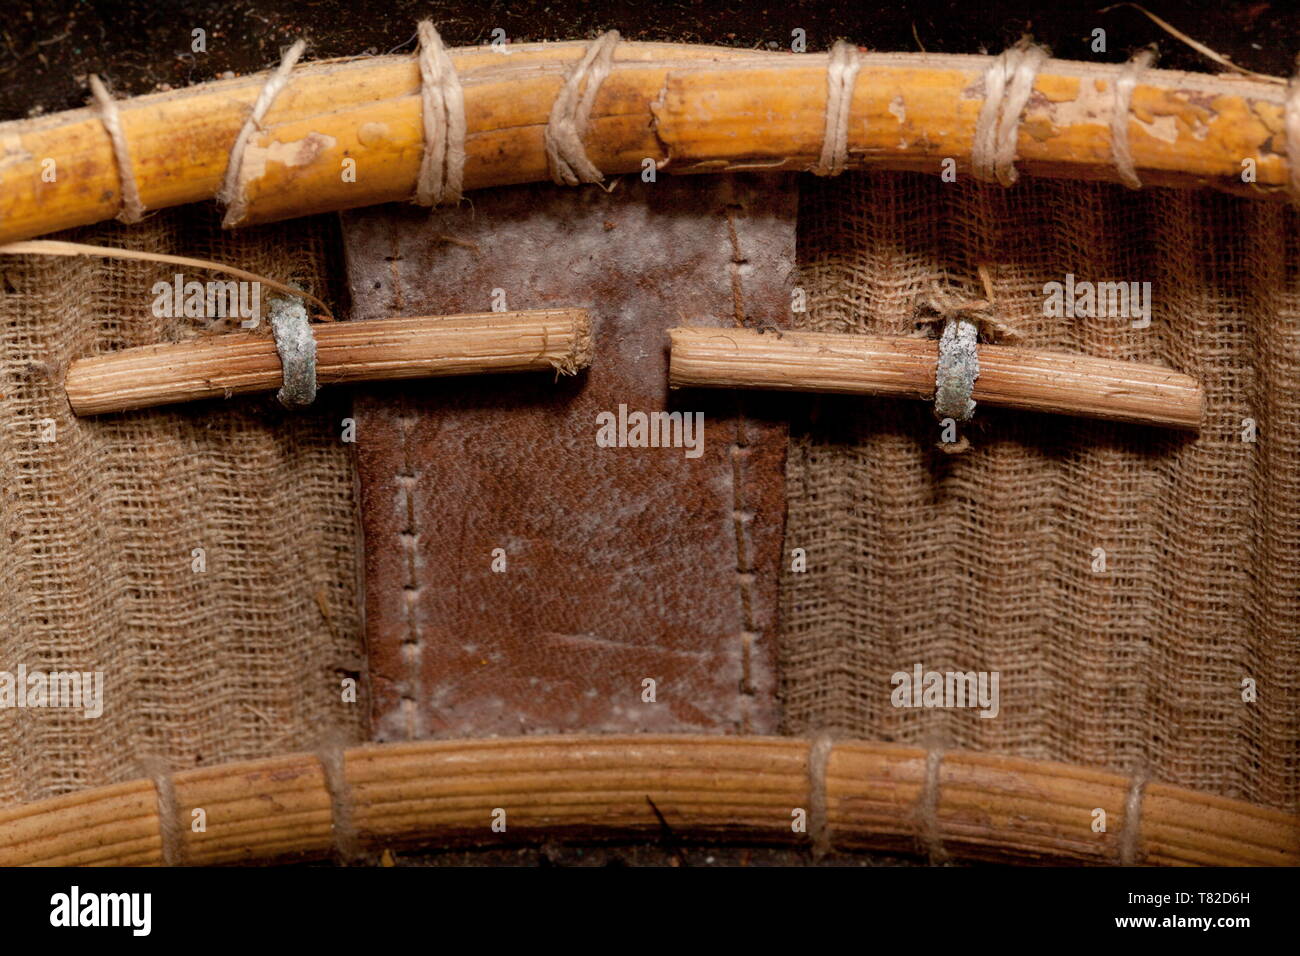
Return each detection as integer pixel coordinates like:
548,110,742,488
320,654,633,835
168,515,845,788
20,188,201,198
782,171,1299,813
0,207,364,806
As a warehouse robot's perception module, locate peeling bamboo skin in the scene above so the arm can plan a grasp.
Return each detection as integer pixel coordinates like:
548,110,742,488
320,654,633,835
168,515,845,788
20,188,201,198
669,327,1204,431
64,309,592,415
0,736,1293,867
0,43,1291,243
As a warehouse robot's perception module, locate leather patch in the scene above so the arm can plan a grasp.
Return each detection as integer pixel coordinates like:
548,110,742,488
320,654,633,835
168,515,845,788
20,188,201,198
341,175,795,739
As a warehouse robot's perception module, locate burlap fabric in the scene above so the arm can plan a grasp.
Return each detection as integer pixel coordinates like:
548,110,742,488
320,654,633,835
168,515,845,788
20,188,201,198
783,171,1299,813
0,172,1294,824
0,207,364,806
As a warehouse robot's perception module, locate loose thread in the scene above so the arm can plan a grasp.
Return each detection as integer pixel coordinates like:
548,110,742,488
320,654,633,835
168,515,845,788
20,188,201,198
1286,56,1300,209
270,295,317,408
218,39,307,228
544,30,620,186
318,739,362,865
937,434,971,455
916,747,949,864
807,732,834,859
414,21,466,206
812,41,862,177
972,38,1049,187
1112,47,1157,190
87,75,145,224
141,756,184,866
1119,767,1149,866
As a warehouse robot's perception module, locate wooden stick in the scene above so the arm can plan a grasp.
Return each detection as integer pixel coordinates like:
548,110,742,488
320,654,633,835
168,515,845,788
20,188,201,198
64,309,592,416
669,327,1204,431
0,735,1291,866
0,42,1291,245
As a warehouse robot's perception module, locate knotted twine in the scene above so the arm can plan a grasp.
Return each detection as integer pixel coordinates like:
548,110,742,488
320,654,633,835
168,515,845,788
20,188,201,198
1111,46,1158,190
414,21,466,206
218,39,307,228
88,74,146,224
971,38,1049,187
813,40,863,177
544,30,620,186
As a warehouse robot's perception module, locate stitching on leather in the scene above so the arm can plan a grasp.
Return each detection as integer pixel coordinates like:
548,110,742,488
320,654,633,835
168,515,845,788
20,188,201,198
725,207,747,328
397,406,423,740
725,202,758,732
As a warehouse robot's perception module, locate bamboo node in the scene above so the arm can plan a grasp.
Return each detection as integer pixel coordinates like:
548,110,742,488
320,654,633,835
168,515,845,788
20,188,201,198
87,75,146,224
414,22,466,206
270,295,318,408
812,41,862,177
544,30,620,186
218,39,307,229
972,37,1049,187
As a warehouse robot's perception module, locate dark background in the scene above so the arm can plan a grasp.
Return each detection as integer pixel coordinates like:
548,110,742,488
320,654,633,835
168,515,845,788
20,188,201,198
1,0,1290,868
1,0,1295,121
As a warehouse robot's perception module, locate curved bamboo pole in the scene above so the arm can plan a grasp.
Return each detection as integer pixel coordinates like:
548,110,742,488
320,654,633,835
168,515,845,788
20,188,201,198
0,735,1292,866
0,42,1291,246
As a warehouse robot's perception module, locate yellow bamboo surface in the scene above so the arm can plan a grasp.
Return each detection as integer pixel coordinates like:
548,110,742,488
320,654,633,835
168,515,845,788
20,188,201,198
669,327,1204,430
0,736,1292,866
0,41,1292,245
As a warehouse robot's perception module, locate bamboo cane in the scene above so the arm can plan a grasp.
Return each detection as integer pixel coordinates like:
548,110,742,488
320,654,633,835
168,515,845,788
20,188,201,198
0,736,1292,866
64,309,592,415
668,327,1204,431
0,41,1291,246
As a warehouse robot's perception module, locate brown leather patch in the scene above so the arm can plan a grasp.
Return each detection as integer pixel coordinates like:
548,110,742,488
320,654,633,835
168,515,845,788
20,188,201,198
341,175,795,739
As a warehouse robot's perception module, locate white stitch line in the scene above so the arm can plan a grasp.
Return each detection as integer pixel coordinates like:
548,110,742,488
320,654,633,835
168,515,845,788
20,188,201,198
398,411,423,742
